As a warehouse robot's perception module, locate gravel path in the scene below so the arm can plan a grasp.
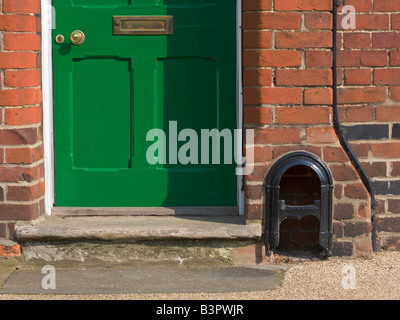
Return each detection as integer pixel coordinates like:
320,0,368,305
1,251,400,300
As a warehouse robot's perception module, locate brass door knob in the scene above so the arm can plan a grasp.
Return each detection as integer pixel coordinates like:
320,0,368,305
70,30,85,45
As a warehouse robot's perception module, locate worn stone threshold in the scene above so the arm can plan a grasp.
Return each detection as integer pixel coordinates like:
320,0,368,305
51,206,239,217
15,215,262,242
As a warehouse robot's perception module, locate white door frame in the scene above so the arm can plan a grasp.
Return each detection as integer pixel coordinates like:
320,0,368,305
41,0,55,215
41,0,244,215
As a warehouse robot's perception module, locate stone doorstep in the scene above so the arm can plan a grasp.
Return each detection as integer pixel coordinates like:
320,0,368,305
13,216,263,264
15,215,262,242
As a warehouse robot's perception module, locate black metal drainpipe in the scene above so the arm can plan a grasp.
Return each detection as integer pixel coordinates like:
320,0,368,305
332,0,377,252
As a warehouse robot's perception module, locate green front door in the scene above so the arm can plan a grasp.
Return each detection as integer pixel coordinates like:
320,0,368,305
53,0,237,207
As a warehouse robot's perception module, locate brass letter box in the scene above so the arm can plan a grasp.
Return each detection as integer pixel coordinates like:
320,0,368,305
113,16,173,35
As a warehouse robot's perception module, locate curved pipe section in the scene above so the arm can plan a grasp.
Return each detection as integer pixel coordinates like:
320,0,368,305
332,0,377,252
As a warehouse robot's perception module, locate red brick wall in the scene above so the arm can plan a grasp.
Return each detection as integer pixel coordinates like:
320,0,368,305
242,0,380,256
0,0,44,240
335,0,400,252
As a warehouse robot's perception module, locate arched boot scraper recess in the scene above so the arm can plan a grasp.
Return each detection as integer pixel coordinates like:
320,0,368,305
264,152,334,257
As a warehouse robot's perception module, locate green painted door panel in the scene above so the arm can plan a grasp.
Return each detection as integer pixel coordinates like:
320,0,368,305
53,0,237,207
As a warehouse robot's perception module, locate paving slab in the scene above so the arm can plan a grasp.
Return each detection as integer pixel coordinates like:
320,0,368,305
0,257,24,289
0,264,287,295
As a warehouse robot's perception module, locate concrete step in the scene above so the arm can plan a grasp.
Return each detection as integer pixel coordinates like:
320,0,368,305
15,216,264,265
